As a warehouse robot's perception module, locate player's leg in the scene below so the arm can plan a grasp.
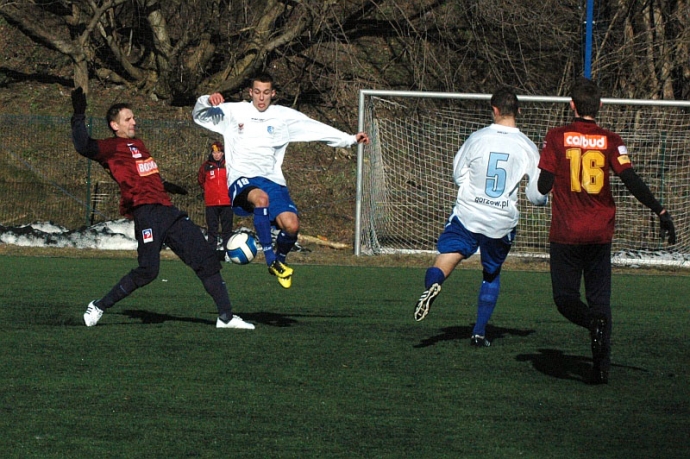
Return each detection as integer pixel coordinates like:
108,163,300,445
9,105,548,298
583,243,612,383
261,183,299,288
549,242,589,328
164,208,254,330
230,177,276,265
265,211,297,288
84,205,164,326
274,211,299,264
218,205,234,252
414,215,477,321
205,205,221,250
471,228,515,347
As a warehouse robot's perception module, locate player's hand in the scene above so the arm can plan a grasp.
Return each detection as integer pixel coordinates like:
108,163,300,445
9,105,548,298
208,93,225,106
659,211,676,244
163,181,189,195
355,132,370,144
71,87,87,115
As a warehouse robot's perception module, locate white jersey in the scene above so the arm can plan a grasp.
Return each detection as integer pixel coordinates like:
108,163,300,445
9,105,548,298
192,96,358,187
451,123,547,238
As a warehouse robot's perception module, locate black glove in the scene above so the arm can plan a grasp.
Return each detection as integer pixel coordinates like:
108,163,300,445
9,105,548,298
659,211,676,245
71,87,87,115
163,181,189,195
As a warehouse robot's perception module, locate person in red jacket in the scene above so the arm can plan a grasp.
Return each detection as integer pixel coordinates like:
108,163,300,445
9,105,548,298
198,141,233,253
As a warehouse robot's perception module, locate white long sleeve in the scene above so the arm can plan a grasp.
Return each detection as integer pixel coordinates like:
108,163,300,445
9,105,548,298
193,96,357,186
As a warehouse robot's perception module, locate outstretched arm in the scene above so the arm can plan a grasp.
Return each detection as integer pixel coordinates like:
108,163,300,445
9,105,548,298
619,168,676,244
192,93,228,133
70,87,99,159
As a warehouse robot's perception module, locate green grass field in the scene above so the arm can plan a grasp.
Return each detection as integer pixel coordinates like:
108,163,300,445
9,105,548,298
0,255,688,458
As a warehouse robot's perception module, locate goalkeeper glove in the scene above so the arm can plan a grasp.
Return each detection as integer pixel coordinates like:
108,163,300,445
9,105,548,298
163,181,189,195
71,87,87,115
658,211,676,245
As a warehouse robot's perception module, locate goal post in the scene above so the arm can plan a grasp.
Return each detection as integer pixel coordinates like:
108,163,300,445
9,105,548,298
356,90,690,268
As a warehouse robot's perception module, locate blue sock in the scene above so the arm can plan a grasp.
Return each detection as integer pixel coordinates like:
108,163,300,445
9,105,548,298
473,276,500,337
253,207,275,265
424,267,446,289
276,230,297,264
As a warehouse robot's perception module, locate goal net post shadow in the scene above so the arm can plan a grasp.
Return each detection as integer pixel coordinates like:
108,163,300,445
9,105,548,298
356,90,690,268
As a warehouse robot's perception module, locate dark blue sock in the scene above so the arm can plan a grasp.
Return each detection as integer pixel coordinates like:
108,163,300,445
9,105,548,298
473,276,500,337
424,267,446,289
253,207,275,265
276,230,297,264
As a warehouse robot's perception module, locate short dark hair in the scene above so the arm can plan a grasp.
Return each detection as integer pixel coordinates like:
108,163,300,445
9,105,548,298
106,103,131,134
571,77,601,118
248,73,275,89
490,87,519,117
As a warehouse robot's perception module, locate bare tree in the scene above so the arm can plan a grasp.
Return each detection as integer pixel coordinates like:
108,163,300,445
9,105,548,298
0,0,687,107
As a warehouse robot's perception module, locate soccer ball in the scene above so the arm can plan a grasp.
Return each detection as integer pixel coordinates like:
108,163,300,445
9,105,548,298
225,232,258,265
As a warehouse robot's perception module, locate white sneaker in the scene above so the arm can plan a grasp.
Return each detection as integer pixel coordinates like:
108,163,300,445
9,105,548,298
216,315,255,330
84,301,104,327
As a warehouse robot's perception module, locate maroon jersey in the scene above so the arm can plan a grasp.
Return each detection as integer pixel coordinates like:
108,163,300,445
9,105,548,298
94,137,172,217
539,119,633,244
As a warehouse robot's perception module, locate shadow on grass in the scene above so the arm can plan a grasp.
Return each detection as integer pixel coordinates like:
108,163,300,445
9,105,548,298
120,310,299,327
414,324,535,348
121,309,214,325
515,349,593,383
515,348,650,384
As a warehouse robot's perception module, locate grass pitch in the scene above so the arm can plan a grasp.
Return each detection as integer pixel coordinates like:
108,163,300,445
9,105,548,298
0,255,688,458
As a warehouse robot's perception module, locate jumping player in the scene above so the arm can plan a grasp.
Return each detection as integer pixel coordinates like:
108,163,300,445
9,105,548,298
70,87,254,330
413,88,548,347
538,77,675,384
192,73,369,289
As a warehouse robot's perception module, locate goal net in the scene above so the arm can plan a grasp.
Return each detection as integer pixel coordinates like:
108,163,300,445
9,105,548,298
356,91,690,268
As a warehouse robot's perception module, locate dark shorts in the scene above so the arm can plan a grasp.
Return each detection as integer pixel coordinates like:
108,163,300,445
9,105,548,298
132,204,220,280
229,177,298,219
437,215,516,275
549,242,611,309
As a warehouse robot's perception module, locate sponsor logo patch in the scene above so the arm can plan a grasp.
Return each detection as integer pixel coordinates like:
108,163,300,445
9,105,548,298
564,132,608,149
618,155,631,165
136,157,160,176
142,228,154,243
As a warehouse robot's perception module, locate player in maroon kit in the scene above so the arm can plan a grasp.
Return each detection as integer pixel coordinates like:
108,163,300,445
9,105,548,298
537,77,675,384
70,87,254,330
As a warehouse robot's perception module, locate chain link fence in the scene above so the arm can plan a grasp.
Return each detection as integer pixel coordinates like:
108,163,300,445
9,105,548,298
0,114,216,230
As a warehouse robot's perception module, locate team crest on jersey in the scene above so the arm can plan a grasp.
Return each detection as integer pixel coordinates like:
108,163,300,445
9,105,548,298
267,126,274,134
142,228,154,243
127,143,143,158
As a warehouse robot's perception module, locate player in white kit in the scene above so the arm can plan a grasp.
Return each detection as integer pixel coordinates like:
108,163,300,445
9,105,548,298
413,88,548,347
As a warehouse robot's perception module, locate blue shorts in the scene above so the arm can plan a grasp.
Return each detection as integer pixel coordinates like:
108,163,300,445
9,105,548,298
229,176,298,220
437,215,516,275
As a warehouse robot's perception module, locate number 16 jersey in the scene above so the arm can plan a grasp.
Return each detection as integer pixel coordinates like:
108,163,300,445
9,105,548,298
539,118,633,244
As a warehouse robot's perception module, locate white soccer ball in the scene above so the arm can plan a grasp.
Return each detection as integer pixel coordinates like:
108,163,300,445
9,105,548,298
225,232,258,265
